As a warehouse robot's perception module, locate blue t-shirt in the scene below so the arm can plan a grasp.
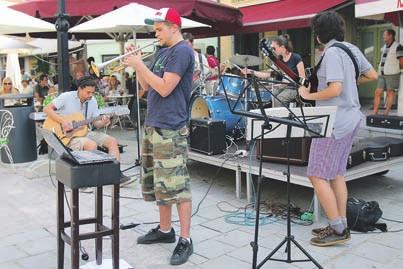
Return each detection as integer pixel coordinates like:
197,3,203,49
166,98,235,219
145,40,194,130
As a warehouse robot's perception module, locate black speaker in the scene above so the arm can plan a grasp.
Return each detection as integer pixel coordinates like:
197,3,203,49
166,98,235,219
256,137,312,165
190,118,226,155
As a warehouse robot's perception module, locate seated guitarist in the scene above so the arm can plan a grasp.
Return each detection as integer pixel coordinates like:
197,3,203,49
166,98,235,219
242,34,305,107
43,76,131,183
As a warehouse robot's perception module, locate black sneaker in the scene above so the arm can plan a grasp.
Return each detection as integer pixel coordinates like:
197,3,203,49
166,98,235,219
170,237,193,265
137,225,176,244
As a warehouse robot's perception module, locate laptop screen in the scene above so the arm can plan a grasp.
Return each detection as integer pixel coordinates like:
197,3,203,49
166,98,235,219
39,128,77,162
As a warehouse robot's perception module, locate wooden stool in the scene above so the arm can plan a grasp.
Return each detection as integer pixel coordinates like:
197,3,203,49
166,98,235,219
55,158,121,269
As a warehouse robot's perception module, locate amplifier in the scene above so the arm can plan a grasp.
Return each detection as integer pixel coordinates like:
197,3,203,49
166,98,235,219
190,118,226,155
256,137,312,165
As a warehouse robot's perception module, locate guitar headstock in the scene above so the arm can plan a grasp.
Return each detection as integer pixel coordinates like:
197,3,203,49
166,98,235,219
259,38,278,61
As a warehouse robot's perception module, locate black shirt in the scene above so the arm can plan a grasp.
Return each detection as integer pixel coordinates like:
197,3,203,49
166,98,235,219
34,84,49,99
284,52,302,75
274,52,303,81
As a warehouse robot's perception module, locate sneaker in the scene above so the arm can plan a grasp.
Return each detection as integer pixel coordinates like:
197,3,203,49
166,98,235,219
137,225,176,244
119,172,135,187
170,237,193,265
310,226,350,247
311,225,330,237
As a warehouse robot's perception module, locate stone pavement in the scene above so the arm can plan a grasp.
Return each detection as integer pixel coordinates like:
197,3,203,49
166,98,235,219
1,129,403,269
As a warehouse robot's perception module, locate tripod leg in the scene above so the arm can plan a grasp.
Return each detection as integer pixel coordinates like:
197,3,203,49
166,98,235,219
251,126,266,269
291,238,323,269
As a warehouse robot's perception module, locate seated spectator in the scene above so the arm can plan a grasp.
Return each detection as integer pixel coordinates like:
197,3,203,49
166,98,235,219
0,77,19,95
34,74,50,104
20,75,33,94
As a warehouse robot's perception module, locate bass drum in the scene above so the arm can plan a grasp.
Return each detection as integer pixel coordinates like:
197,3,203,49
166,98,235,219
190,96,245,134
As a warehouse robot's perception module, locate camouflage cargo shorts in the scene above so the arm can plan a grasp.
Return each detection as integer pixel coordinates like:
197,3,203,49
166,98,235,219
141,126,191,206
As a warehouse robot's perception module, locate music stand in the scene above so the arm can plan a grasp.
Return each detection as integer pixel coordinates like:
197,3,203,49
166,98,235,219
219,74,336,269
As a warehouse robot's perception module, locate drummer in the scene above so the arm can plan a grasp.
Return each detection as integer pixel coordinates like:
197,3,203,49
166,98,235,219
242,34,305,107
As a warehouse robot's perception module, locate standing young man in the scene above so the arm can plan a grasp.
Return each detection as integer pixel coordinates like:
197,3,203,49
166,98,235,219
373,29,403,116
122,8,194,265
298,11,378,247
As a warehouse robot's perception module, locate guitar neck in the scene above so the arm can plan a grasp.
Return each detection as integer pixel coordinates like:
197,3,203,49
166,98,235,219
72,115,104,129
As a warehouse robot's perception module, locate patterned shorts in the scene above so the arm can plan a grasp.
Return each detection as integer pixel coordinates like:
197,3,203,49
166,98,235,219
307,123,360,180
141,126,191,206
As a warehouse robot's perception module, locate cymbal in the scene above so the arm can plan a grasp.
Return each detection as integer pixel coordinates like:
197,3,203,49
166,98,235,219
230,54,262,67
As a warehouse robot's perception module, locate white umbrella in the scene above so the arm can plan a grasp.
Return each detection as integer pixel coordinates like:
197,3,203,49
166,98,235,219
0,35,38,54
0,36,38,90
0,6,55,34
69,3,208,34
6,52,22,90
25,38,83,55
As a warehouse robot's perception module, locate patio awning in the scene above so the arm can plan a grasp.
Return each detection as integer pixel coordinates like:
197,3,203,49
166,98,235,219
240,0,348,33
11,0,243,38
355,0,403,26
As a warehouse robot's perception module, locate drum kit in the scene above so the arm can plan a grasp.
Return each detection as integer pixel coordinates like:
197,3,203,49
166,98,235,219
189,54,278,137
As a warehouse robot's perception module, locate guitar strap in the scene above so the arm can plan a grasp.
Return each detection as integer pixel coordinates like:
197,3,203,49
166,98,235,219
331,42,359,82
85,101,95,131
85,101,88,119
314,42,359,83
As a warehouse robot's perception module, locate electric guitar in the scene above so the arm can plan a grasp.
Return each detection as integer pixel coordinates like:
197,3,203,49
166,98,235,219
43,112,115,146
259,38,316,105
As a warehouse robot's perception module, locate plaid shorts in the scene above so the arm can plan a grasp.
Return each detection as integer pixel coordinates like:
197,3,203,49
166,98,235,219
307,123,360,180
141,126,191,206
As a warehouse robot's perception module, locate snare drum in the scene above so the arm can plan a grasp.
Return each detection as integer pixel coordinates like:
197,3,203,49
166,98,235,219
190,96,245,133
216,74,245,99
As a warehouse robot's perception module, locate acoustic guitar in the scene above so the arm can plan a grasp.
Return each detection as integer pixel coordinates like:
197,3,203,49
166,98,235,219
43,112,114,146
259,38,316,106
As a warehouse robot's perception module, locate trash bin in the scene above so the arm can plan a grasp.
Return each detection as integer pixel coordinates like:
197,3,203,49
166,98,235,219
0,94,37,163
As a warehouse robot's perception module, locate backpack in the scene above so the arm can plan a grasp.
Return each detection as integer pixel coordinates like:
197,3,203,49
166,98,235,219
347,197,386,232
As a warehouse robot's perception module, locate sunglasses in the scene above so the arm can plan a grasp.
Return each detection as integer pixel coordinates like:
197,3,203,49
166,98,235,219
3,82,12,85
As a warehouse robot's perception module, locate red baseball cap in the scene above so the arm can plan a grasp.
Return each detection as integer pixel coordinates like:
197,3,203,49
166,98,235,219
145,8,182,27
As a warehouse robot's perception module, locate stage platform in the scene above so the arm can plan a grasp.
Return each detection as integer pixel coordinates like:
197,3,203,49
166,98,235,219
188,148,403,220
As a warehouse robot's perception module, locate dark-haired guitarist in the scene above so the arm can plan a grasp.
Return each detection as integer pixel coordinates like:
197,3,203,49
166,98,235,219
43,76,131,183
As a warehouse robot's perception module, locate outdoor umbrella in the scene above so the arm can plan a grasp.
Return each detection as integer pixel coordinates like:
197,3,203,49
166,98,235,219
11,0,242,39
24,38,83,55
0,35,38,89
69,2,208,34
0,35,38,54
0,6,55,34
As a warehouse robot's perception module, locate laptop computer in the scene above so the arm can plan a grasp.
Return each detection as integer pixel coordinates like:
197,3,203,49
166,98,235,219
40,128,116,165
